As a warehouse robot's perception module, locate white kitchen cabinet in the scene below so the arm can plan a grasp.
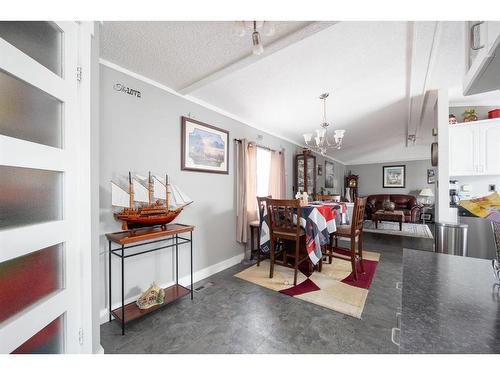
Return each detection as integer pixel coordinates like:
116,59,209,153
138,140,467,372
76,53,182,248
481,122,500,175
463,21,500,96
449,119,500,176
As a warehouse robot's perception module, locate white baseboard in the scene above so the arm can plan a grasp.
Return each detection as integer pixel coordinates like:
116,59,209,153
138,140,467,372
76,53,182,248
99,252,244,324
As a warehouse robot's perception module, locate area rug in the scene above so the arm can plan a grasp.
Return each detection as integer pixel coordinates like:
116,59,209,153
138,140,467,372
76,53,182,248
363,220,433,239
234,250,380,319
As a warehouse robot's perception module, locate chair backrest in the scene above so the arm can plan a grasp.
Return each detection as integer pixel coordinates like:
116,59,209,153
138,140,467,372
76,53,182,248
256,195,271,221
492,221,500,262
351,197,367,235
266,198,302,238
316,194,341,202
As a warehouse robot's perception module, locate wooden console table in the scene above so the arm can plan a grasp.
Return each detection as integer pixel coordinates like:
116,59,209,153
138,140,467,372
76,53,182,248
106,223,194,335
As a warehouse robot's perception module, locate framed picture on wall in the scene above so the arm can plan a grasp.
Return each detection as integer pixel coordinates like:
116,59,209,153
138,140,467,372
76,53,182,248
383,165,405,188
427,168,436,184
317,164,323,176
325,161,334,189
181,116,229,174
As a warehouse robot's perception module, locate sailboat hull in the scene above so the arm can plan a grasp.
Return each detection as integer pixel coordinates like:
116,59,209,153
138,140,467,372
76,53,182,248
115,208,183,230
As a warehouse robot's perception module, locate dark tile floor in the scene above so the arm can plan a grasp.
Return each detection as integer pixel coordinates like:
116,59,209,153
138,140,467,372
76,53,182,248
100,231,434,354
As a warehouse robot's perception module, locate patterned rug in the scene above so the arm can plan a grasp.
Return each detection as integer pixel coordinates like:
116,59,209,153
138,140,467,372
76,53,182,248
234,250,380,319
363,220,433,239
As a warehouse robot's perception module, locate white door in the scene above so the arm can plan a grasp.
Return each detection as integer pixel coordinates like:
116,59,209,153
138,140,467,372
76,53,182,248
481,122,500,175
0,22,82,353
449,125,477,176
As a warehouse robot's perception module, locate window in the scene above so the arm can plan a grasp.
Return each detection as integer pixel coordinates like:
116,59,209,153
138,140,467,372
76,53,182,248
256,147,271,197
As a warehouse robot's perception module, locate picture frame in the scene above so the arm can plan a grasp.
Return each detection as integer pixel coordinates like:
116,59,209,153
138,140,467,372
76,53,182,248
427,168,436,184
382,165,405,188
325,161,335,189
181,116,229,174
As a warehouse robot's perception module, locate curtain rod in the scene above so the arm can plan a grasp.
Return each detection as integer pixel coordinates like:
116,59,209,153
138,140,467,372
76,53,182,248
233,138,282,154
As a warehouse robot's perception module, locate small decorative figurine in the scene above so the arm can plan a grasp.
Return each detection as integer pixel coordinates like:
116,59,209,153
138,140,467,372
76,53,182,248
295,191,309,206
449,114,457,125
462,108,478,123
136,282,165,310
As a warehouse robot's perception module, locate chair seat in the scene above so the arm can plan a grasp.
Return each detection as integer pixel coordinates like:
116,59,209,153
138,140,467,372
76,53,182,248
273,228,305,239
249,220,260,227
334,225,360,237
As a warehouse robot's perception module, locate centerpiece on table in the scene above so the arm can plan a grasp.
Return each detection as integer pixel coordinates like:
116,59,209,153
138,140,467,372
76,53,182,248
295,191,309,206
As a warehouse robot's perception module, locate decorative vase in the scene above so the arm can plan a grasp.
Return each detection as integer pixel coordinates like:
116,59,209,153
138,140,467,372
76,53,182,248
383,200,395,211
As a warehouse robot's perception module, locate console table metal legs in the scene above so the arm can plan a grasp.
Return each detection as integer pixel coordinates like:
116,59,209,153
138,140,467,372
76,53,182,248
107,224,195,335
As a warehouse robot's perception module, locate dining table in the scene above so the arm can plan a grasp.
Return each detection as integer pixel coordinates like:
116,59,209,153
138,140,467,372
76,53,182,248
259,202,347,265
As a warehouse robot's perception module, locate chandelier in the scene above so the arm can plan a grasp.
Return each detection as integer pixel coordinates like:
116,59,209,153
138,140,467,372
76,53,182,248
302,93,346,156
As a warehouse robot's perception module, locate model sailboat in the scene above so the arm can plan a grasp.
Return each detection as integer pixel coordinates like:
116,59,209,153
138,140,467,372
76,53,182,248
111,172,193,230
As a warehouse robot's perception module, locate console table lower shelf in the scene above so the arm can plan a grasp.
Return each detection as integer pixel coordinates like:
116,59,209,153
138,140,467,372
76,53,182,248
106,223,195,335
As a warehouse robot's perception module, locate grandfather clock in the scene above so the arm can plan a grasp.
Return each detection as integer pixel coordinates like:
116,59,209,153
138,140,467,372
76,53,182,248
344,174,359,201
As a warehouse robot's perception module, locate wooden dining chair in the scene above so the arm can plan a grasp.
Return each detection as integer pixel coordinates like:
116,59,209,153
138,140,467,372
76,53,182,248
266,198,309,286
254,195,271,266
316,194,341,202
323,197,367,280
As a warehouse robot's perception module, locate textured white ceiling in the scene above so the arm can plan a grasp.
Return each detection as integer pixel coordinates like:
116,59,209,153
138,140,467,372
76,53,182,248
100,21,311,90
101,21,500,164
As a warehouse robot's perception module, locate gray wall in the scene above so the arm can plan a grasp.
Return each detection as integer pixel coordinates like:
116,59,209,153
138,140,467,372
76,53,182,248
347,159,433,197
98,64,344,317
450,106,499,122
315,157,345,196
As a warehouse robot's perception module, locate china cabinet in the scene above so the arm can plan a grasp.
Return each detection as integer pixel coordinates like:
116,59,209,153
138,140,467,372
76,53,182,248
294,150,316,195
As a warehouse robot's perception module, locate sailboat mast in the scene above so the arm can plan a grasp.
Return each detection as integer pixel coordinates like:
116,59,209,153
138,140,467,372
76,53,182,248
148,171,152,205
165,174,169,209
128,171,133,209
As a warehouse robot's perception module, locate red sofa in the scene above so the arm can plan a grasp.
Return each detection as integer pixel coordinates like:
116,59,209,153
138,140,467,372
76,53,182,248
365,194,422,223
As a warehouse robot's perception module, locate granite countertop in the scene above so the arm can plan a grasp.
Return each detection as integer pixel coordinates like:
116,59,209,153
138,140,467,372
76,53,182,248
400,249,500,354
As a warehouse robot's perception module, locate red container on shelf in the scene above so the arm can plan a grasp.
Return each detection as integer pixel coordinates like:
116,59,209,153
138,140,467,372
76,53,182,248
488,109,500,119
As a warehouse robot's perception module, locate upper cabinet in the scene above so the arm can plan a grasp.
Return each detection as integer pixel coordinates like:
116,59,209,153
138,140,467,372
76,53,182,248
449,119,500,176
463,21,500,96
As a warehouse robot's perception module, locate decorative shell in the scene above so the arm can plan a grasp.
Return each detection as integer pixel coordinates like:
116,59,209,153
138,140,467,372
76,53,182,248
136,283,165,310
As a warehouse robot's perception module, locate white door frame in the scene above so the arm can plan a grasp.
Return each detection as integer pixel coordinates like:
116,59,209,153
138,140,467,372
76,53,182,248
0,21,93,354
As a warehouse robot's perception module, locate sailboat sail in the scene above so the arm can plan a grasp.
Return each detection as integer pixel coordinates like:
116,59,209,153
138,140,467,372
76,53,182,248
152,176,167,201
132,178,149,203
170,184,193,207
111,182,130,208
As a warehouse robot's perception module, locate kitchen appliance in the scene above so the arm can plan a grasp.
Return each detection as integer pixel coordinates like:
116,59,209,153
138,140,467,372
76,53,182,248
458,206,497,260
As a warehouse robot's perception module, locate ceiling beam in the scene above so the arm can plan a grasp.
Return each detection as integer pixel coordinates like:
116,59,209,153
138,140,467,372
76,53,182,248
415,21,441,139
178,21,338,95
405,21,416,147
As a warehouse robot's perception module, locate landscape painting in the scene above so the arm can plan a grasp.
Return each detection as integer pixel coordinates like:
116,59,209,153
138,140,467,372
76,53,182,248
383,165,405,188
181,116,229,174
325,161,334,189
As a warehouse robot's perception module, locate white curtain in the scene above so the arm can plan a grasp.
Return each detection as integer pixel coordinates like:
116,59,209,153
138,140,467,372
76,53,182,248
268,149,286,199
236,139,257,243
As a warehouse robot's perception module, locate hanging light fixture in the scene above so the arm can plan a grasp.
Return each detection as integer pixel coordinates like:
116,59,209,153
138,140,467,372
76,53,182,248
252,21,264,55
303,93,346,156
233,21,274,55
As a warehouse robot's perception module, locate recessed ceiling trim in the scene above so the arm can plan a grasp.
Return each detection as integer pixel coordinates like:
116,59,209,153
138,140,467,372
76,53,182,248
178,21,338,95
99,57,346,164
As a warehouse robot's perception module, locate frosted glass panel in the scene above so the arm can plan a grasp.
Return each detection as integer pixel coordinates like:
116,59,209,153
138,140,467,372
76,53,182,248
0,244,64,324
0,69,62,148
0,21,62,76
12,315,64,354
0,166,62,229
